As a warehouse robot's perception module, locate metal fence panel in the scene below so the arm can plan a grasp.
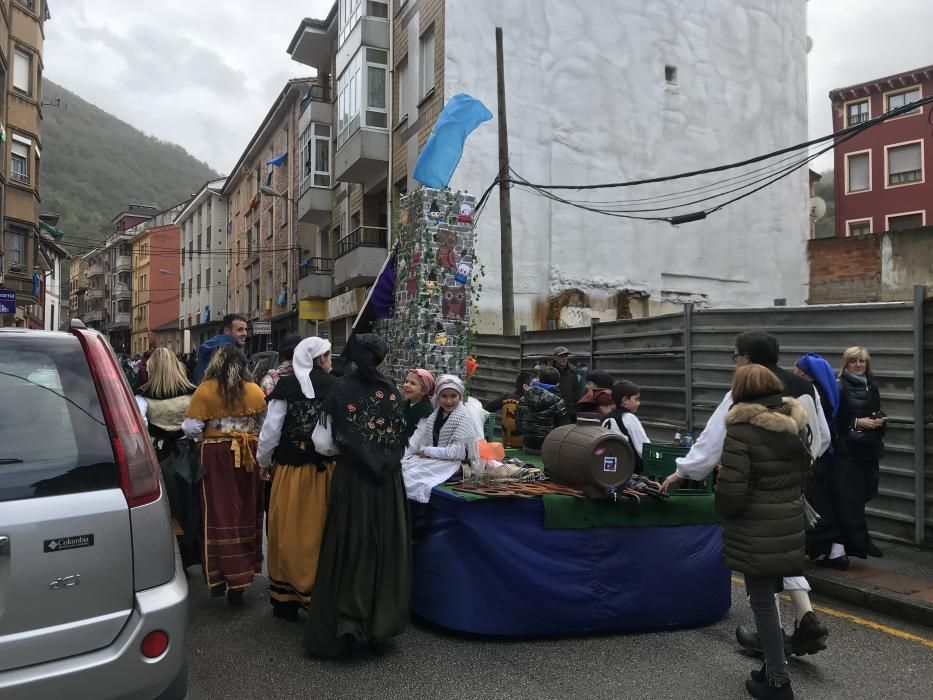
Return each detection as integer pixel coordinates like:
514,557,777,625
470,296,929,545
692,303,919,544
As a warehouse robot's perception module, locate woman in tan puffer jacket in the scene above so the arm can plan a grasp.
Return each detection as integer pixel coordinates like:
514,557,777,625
716,364,811,700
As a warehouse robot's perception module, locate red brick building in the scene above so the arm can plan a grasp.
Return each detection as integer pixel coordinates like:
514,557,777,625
831,65,933,238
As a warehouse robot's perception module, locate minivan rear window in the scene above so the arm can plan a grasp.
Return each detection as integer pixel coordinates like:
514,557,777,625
0,333,118,502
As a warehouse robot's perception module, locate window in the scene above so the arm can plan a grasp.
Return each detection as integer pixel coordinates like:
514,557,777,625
846,151,870,193
250,223,259,253
367,0,388,18
846,220,872,237
397,59,409,122
265,207,273,239
887,212,924,231
8,228,26,269
196,273,201,292
664,65,677,84
338,0,363,46
266,271,273,302
206,266,212,287
419,27,435,99
11,142,28,183
301,123,332,193
366,48,388,127
886,142,922,186
336,48,388,146
846,100,869,126
886,87,921,115
12,48,30,94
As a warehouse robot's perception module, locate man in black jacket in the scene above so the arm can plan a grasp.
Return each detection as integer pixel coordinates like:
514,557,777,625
549,346,581,421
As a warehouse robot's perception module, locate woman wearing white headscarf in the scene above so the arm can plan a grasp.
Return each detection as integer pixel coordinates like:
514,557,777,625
401,374,487,503
257,336,336,620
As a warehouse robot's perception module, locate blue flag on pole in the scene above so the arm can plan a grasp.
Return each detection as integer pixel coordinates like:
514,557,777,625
413,93,493,189
267,152,288,167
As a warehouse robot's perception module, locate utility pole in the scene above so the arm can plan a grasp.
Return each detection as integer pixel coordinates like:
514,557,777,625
495,27,515,336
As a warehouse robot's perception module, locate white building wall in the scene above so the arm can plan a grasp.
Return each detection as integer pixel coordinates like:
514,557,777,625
44,256,62,331
178,188,228,341
444,0,809,331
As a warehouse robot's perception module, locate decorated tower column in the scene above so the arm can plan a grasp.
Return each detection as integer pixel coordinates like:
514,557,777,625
380,187,477,381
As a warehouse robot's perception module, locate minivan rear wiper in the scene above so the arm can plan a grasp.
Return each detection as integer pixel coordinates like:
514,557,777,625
0,458,24,464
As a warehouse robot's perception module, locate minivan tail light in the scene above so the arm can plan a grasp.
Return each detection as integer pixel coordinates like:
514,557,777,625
73,330,161,508
141,630,169,658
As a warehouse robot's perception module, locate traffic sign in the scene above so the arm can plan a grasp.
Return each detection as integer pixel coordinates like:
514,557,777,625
252,321,271,335
0,289,15,314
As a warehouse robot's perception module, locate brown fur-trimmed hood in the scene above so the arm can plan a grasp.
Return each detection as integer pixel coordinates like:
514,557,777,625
725,396,807,435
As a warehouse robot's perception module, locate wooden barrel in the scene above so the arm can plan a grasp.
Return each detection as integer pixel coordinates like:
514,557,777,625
541,424,635,498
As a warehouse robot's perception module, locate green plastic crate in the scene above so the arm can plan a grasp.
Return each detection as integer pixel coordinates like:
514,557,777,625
642,441,715,495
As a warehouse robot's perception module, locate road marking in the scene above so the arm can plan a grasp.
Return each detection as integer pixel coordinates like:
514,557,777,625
730,576,933,649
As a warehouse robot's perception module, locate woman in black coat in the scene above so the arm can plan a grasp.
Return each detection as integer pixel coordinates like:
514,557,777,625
837,346,885,557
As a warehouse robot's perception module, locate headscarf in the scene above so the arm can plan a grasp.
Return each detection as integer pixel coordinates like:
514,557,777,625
434,374,465,406
292,337,331,400
408,368,436,399
796,352,840,421
346,333,388,383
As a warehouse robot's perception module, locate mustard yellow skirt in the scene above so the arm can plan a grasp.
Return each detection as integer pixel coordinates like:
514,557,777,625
267,461,335,606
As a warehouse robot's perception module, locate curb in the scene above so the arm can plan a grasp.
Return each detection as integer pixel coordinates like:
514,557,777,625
806,568,933,630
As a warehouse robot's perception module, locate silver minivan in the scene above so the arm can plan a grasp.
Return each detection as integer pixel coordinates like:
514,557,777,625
0,327,188,699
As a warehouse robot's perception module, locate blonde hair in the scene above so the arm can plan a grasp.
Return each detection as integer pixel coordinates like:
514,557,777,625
840,346,871,377
731,364,784,402
138,347,195,399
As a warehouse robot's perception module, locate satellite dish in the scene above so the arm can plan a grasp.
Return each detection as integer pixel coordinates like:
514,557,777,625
810,196,827,221
806,36,813,53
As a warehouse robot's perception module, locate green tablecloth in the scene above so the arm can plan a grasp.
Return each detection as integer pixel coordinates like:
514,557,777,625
541,493,720,530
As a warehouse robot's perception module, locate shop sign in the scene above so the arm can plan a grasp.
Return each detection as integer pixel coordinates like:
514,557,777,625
327,287,366,320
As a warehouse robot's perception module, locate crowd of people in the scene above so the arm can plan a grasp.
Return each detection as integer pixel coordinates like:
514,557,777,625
129,316,885,696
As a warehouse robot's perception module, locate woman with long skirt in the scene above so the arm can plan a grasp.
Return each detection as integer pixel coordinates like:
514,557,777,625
183,345,267,604
135,347,200,568
256,337,337,621
305,333,410,657
794,353,870,570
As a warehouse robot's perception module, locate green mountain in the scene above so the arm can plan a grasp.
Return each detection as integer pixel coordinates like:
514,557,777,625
814,170,835,238
39,79,220,255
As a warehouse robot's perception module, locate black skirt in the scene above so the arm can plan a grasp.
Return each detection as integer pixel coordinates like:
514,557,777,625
806,449,870,559
303,458,411,657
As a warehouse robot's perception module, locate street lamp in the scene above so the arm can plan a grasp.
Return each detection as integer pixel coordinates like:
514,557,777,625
259,186,292,201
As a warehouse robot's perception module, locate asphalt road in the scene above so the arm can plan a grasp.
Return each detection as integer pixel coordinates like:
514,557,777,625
184,565,933,700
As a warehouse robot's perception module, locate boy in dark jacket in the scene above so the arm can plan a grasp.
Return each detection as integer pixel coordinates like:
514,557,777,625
517,367,569,453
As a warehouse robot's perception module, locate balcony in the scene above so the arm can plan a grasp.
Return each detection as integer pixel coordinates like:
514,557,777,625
84,309,103,324
110,312,132,328
115,255,132,272
299,84,333,129
334,227,388,288
297,185,332,226
298,258,334,299
86,288,105,300
289,16,336,72
113,283,131,300
334,127,389,188
335,17,389,78
87,263,104,277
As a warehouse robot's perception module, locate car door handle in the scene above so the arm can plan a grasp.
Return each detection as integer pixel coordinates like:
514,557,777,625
0,536,8,555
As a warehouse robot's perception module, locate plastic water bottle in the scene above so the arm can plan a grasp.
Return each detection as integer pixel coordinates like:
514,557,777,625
682,432,694,448
673,432,682,447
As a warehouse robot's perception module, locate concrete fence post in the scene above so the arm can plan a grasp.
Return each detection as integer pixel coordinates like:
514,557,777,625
684,303,694,434
913,285,927,545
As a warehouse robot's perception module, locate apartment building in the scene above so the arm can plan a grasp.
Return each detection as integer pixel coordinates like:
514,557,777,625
288,0,390,349
80,204,158,349
37,214,66,330
0,0,50,328
288,0,810,333
177,178,227,349
68,253,87,322
224,78,314,354
129,203,185,355
830,64,932,237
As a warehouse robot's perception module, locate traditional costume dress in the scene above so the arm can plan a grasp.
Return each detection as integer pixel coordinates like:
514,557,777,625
401,375,486,503
135,385,200,568
183,378,266,596
303,334,410,657
256,338,337,617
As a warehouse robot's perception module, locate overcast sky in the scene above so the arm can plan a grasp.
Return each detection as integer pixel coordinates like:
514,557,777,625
44,0,932,175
